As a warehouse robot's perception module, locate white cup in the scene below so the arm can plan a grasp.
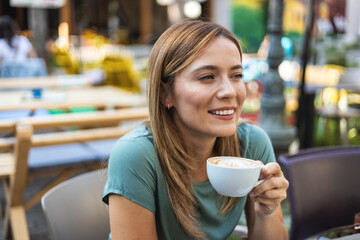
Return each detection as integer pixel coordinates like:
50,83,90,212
207,156,264,197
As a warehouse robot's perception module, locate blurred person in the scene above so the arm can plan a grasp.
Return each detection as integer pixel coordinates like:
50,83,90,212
0,15,38,63
103,19,289,240
323,0,346,34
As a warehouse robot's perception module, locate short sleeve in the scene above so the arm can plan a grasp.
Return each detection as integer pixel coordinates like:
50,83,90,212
239,123,276,165
19,36,32,53
102,138,157,213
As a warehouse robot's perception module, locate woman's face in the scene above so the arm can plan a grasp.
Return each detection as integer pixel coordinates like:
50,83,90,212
168,36,246,142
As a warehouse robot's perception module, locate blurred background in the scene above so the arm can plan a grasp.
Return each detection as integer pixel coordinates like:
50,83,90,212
0,0,360,238
2,0,359,151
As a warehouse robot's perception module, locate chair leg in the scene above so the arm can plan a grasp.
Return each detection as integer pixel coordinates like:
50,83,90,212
9,206,30,240
0,181,3,219
3,204,11,239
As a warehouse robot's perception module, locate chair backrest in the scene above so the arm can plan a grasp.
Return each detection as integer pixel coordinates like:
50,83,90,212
0,107,149,210
0,58,47,78
41,169,109,240
278,146,360,240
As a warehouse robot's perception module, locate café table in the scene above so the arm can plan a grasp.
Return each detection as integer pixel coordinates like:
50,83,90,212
0,85,147,112
0,74,92,89
311,223,360,240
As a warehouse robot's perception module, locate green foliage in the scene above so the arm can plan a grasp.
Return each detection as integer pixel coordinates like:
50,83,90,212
325,47,347,66
313,115,360,146
232,6,267,53
348,118,360,145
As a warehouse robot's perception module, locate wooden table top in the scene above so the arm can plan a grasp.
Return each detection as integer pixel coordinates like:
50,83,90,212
0,86,147,111
0,74,92,89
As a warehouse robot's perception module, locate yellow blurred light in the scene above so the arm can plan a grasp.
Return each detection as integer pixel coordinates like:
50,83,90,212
348,128,357,139
278,60,300,82
322,87,338,107
338,89,348,112
303,65,344,86
286,98,298,112
58,22,69,50
157,0,175,6
184,1,202,18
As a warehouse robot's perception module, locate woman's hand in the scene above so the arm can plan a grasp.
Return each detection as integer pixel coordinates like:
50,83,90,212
249,162,289,217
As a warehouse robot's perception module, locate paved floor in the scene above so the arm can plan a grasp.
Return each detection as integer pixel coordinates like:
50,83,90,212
0,176,54,240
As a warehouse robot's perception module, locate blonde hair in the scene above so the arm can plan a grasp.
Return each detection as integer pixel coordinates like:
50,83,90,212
146,19,243,239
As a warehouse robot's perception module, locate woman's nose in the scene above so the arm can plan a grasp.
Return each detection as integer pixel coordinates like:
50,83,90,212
217,78,237,99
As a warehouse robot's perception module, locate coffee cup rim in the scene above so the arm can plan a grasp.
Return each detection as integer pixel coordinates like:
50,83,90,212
207,156,262,169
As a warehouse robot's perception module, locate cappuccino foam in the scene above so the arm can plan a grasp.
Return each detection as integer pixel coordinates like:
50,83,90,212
208,157,259,168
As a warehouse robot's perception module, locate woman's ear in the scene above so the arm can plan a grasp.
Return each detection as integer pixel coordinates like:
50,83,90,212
161,83,173,109
165,97,173,110
164,95,173,110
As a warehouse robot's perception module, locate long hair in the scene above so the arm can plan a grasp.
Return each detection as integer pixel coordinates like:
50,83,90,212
0,15,19,48
146,19,243,239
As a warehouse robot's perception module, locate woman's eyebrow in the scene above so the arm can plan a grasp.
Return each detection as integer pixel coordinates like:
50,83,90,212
192,65,218,73
192,64,243,73
230,65,243,71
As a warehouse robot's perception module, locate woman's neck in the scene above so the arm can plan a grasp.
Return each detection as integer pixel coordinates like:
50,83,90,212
186,138,216,182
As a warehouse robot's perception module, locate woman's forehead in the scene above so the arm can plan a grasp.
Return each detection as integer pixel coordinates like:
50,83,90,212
182,37,242,71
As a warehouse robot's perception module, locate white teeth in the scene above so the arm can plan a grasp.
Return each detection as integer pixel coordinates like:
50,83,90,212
211,109,234,115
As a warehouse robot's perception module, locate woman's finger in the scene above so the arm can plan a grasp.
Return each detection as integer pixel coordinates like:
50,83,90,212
254,188,287,200
251,195,284,207
251,176,289,197
260,162,283,179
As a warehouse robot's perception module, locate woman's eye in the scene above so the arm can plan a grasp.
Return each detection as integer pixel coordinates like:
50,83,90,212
198,75,215,81
232,73,243,79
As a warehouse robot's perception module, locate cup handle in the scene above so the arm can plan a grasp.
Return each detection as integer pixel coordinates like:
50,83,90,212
255,179,264,187
255,164,265,187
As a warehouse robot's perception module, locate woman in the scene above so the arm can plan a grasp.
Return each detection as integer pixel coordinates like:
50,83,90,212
0,15,37,62
103,19,289,240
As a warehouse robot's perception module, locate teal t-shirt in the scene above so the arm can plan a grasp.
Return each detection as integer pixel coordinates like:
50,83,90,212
102,122,276,240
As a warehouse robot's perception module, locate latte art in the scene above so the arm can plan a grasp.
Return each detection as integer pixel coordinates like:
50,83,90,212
207,156,263,197
208,157,259,168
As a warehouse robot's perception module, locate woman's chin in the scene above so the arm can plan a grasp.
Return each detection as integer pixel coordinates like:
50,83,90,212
213,126,237,137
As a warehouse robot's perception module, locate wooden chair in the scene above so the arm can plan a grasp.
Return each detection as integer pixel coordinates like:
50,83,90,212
0,107,149,240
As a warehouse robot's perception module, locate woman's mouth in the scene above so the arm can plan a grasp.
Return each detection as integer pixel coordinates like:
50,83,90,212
208,109,235,116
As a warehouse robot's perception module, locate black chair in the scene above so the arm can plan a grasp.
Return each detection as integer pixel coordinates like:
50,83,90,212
278,146,360,240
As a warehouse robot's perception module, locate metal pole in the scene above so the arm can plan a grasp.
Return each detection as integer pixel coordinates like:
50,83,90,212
259,0,296,156
296,0,316,149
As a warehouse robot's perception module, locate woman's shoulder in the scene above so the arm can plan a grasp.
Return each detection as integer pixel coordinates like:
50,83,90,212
104,125,158,209
238,122,270,143
119,124,153,141
109,125,157,168
112,125,154,154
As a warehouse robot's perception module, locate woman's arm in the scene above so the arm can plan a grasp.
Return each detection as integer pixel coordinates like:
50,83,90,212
109,194,158,240
245,162,289,240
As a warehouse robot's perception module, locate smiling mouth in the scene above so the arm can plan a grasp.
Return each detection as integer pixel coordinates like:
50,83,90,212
208,109,235,116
